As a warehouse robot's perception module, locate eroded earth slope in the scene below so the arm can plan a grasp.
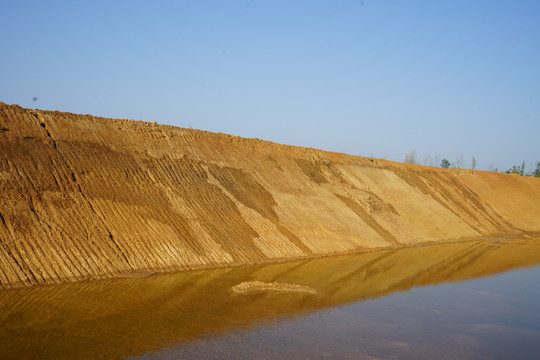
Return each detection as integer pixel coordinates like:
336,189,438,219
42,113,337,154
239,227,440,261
1,102,539,288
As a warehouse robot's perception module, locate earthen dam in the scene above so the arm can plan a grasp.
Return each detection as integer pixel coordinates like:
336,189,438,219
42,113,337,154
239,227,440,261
1,101,539,289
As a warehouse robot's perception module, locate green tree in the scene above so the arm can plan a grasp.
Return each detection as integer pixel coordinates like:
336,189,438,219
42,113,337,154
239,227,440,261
505,161,525,176
532,161,540,177
440,159,451,168
471,157,477,170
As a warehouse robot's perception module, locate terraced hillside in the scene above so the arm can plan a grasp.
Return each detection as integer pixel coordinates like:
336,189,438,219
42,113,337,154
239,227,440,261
0,101,539,288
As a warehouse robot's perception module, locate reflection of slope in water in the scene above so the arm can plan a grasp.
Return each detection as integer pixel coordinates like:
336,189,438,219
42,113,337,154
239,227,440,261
0,238,539,360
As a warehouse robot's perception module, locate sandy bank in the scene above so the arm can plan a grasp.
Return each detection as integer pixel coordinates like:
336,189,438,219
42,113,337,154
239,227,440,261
0,101,539,288
232,281,318,294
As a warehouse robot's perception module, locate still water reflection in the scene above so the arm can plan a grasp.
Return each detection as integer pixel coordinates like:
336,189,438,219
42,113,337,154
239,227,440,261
1,238,539,359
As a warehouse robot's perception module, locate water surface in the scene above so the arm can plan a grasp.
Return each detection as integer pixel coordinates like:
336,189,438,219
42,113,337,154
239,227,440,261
145,265,540,360
1,238,539,359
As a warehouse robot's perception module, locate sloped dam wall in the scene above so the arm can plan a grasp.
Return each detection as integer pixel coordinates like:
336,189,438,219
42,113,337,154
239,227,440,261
0,102,539,288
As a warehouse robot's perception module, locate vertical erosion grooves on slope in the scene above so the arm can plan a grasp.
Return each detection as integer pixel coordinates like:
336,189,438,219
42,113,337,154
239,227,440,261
0,105,134,287
0,102,539,288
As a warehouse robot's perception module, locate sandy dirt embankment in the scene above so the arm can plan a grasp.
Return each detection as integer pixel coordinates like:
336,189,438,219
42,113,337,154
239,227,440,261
0,101,539,288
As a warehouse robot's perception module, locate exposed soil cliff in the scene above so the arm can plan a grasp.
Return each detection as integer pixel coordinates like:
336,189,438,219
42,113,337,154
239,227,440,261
0,101,539,288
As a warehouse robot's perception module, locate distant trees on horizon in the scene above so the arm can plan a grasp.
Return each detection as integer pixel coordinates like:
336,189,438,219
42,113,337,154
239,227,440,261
403,150,540,177
504,161,540,177
440,159,451,168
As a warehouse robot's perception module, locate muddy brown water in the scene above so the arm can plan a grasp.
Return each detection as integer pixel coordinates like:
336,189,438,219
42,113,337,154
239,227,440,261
1,238,539,359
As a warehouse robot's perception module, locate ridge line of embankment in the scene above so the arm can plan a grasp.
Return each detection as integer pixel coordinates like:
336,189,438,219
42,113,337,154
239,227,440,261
0,101,539,289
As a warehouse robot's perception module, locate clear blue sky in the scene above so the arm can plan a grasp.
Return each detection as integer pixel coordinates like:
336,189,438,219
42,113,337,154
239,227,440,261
2,0,539,171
